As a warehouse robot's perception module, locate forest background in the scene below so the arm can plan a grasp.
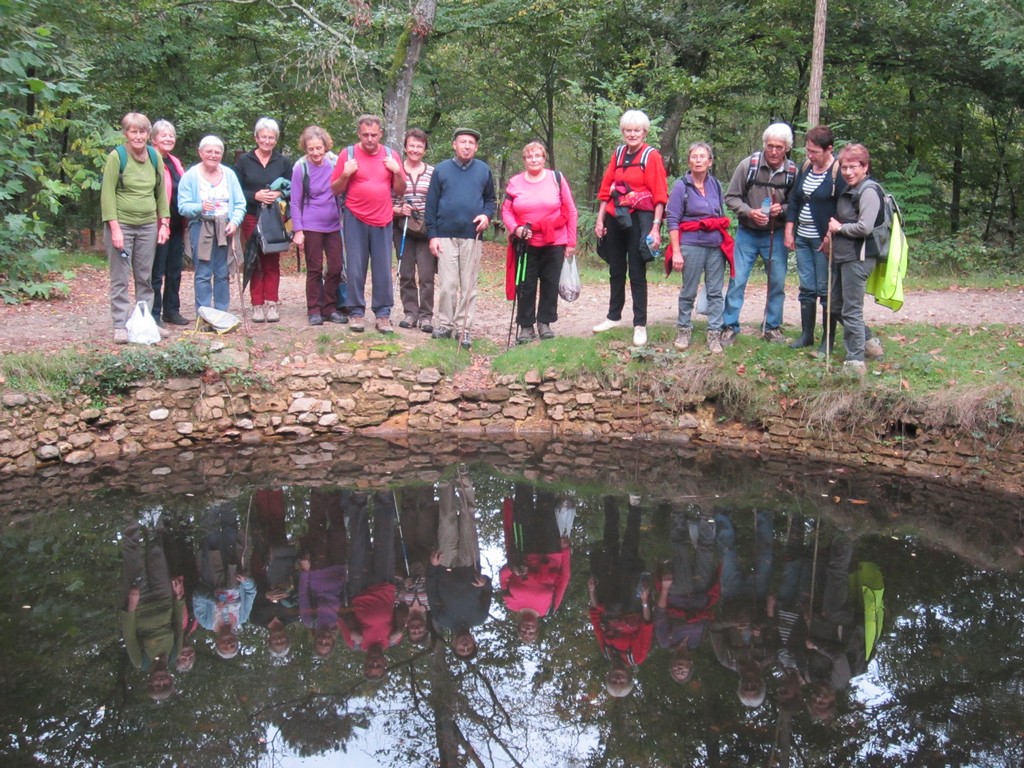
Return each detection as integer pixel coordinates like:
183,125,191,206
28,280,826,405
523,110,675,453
1,0,1023,302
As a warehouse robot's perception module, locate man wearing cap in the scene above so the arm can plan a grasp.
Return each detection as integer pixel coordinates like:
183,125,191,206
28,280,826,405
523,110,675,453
330,114,407,333
424,128,497,349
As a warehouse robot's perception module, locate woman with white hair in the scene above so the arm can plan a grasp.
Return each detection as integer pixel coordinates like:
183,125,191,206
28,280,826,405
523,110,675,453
177,136,246,312
233,117,293,322
150,119,190,327
593,110,669,347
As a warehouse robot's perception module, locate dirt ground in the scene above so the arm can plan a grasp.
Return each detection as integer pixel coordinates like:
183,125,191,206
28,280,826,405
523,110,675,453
1,242,1022,364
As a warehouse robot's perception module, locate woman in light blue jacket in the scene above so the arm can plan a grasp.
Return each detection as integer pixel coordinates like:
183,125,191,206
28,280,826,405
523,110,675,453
178,135,246,312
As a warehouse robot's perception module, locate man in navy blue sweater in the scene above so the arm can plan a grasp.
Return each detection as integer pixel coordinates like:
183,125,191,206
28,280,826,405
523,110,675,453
424,128,497,349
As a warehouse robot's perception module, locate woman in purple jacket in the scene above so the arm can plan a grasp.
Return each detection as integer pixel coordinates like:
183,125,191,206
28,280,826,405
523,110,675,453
291,126,346,326
666,142,733,354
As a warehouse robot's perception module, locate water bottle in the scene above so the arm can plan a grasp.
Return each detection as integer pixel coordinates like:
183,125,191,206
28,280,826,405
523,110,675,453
645,234,660,259
761,196,772,220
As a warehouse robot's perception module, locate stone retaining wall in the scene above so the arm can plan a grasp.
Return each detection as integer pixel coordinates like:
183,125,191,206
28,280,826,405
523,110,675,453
2,364,1021,494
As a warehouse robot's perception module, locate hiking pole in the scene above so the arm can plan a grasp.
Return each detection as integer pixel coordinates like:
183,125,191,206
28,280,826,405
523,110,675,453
807,517,821,624
763,219,775,338
825,237,834,369
394,490,411,577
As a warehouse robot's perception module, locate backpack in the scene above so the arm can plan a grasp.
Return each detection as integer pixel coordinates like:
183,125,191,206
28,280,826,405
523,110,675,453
742,151,797,196
613,144,655,172
856,179,903,262
115,144,160,195
338,144,394,207
800,157,841,198
679,174,724,217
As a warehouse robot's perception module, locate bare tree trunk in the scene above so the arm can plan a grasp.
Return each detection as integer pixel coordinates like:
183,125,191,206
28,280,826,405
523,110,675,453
383,0,439,145
950,127,963,235
660,92,690,178
806,0,828,128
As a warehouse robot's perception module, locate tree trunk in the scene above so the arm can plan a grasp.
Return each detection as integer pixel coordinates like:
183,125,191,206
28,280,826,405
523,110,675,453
806,0,828,128
950,126,963,235
383,0,439,145
660,92,690,178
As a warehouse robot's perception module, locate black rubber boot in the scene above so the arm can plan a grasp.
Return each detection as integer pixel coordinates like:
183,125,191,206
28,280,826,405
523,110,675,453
789,302,816,348
815,310,839,358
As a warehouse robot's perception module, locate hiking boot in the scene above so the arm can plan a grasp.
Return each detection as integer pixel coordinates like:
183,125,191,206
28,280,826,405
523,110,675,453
376,317,394,334
632,326,647,346
517,325,537,345
707,330,723,354
674,327,692,351
399,316,415,329
537,322,555,340
420,322,433,334
593,318,622,333
349,316,365,332
327,312,348,324
763,327,786,343
864,337,885,361
157,325,171,339
266,302,280,322
113,328,128,344
460,330,472,350
431,326,452,340
164,312,190,326
843,360,866,378
251,305,266,323
814,311,839,358
720,327,737,347
308,314,324,326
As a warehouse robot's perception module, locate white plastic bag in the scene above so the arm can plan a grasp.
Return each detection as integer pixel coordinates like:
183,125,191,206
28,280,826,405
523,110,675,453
197,306,241,334
558,256,581,303
126,301,161,345
556,499,576,538
695,285,709,316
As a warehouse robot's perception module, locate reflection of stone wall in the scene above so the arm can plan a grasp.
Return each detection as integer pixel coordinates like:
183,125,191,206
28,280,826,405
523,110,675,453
2,366,1022,495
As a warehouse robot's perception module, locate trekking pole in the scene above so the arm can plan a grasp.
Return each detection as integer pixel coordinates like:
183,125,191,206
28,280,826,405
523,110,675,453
394,489,411,577
807,517,821,623
825,237,834,369
399,215,409,262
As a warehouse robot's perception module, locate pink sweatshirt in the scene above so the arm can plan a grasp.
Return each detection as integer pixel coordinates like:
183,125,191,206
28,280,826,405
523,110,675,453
501,170,578,248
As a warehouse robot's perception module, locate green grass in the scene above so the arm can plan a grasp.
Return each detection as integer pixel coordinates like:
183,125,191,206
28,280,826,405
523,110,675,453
396,338,483,377
0,350,82,395
491,335,609,380
53,250,107,271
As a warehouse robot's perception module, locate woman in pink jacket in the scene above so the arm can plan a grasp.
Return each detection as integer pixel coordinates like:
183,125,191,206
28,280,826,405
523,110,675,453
501,142,577,343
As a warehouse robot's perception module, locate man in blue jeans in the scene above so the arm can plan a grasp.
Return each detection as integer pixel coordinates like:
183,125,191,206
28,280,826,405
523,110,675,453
722,123,796,345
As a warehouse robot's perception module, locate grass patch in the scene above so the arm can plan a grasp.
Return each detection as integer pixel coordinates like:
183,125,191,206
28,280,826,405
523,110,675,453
491,336,608,380
396,339,479,377
53,250,107,271
76,341,209,398
0,350,83,395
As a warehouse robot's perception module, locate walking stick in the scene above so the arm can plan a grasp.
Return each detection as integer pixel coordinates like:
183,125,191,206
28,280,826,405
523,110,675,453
394,490,411,577
825,237,834,369
807,518,821,623
399,216,409,262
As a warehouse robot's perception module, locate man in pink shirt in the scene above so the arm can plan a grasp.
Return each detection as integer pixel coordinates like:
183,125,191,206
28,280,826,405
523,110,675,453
330,115,406,333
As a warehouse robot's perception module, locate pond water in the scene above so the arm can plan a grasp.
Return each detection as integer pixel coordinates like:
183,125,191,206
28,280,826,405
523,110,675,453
1,436,1022,767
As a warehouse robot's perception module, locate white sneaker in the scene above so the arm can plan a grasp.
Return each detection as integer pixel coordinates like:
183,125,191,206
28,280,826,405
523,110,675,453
633,326,647,346
251,305,266,323
592,318,622,333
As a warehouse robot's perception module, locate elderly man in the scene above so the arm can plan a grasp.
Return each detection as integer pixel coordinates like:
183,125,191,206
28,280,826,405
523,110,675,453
330,114,406,333
424,128,497,350
722,123,797,345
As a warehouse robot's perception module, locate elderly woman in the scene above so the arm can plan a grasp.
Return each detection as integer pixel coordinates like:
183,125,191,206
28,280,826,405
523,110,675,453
501,141,578,343
234,118,292,322
666,142,733,354
150,120,189,327
784,125,846,350
827,144,886,377
593,110,668,347
291,125,345,326
392,128,436,333
177,136,246,312
100,113,171,344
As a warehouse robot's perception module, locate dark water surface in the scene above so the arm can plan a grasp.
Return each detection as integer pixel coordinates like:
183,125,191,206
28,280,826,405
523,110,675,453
1,437,1022,767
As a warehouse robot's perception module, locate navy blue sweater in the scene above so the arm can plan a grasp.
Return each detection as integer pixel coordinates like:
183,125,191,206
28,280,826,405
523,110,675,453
425,158,497,239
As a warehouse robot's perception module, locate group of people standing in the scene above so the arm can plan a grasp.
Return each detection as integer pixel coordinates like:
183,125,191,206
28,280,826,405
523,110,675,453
101,109,886,372
591,110,887,375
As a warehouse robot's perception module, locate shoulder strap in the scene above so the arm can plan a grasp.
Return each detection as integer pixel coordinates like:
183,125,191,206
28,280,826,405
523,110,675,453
614,145,653,170
552,170,563,204
116,145,160,196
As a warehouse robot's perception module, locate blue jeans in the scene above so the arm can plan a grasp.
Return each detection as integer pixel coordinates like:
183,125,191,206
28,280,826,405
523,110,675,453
715,510,774,602
190,222,230,312
722,227,787,332
677,245,725,330
794,234,828,306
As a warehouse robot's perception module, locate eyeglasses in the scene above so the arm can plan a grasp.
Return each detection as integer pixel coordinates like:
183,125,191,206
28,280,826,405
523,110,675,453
764,143,787,152
840,163,863,171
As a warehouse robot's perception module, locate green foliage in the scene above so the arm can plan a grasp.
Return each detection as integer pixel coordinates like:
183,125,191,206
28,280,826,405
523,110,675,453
912,234,1022,277
73,341,208,397
491,335,607,380
397,339,477,377
0,348,81,394
878,160,939,238
0,214,68,302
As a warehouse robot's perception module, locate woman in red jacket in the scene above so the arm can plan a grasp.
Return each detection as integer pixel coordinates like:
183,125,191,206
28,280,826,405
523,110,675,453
593,110,669,347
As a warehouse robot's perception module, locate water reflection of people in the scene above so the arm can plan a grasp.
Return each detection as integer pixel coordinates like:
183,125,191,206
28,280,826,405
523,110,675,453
500,483,572,643
588,495,652,698
710,508,774,707
395,484,439,645
193,502,256,660
340,490,404,678
427,467,491,659
655,504,720,686
248,488,298,660
120,520,185,700
298,487,348,660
